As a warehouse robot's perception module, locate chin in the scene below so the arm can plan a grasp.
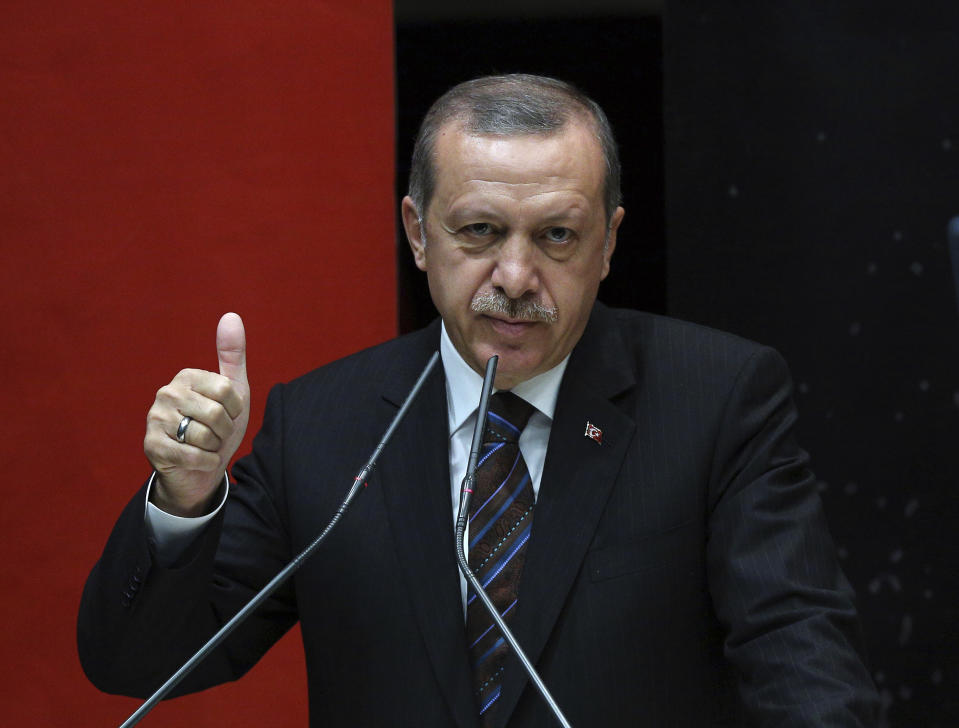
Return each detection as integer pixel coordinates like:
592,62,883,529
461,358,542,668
491,356,546,387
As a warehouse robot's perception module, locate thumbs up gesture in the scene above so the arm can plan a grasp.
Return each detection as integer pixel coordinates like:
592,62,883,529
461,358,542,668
144,313,251,516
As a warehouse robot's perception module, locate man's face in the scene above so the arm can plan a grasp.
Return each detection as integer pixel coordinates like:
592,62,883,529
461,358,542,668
402,120,624,389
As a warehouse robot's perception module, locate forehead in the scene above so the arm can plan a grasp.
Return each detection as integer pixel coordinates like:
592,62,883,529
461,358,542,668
429,121,606,212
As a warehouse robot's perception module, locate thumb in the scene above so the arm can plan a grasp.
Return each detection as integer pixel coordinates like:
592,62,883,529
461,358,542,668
216,312,248,387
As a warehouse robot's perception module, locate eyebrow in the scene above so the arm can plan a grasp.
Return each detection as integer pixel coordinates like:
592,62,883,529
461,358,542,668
444,203,589,225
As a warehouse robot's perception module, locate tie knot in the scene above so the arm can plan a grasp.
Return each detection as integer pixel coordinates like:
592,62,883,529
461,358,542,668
485,391,535,444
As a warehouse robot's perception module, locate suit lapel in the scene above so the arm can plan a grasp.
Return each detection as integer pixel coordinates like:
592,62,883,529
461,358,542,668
495,305,637,726
375,325,478,728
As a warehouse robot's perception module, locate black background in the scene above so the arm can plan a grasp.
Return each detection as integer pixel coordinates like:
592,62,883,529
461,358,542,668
396,3,959,724
664,4,959,726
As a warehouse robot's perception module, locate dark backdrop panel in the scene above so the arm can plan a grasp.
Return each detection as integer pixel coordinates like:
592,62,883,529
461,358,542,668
664,3,959,725
395,16,665,333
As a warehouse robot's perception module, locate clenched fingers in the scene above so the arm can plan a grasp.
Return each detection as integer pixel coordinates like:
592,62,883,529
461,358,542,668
161,370,244,435
146,433,224,474
186,370,245,420
170,415,222,451
145,368,246,470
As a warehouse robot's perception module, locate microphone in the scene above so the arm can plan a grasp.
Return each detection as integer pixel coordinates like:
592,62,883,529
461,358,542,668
948,216,959,319
455,356,498,528
119,351,441,728
454,356,573,728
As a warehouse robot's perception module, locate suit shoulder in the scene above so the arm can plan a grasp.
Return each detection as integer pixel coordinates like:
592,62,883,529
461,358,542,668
595,306,787,382
274,322,439,401
608,307,772,353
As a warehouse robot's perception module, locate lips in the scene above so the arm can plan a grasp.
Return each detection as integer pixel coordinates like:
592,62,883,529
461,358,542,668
483,315,538,338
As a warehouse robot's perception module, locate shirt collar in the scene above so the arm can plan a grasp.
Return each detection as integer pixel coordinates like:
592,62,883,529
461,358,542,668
440,321,569,435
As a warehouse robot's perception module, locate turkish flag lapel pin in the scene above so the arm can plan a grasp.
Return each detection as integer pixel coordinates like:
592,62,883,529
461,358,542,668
584,421,603,444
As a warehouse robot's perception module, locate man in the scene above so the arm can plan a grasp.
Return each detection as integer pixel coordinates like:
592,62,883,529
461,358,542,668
79,75,878,726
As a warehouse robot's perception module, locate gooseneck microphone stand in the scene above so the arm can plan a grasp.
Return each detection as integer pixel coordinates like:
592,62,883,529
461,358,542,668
119,351,440,727
454,355,573,728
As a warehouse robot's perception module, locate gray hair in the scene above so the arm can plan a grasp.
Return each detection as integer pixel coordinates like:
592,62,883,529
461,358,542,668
408,74,622,225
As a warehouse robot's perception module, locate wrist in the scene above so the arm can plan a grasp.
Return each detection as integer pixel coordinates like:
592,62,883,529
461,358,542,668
149,472,225,517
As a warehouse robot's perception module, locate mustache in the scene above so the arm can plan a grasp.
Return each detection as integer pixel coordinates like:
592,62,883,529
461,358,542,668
470,290,558,323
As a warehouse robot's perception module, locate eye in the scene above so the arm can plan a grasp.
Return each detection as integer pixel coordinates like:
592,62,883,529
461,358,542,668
544,227,572,244
463,222,495,236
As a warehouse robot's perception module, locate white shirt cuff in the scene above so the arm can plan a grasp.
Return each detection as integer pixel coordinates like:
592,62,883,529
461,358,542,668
144,471,229,566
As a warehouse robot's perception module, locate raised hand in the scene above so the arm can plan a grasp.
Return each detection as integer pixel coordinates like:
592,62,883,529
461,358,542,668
144,313,251,516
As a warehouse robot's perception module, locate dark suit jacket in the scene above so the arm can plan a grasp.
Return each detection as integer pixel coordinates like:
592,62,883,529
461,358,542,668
79,304,878,726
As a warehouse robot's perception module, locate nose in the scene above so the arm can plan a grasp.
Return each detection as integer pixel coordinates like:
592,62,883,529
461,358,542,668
490,234,539,300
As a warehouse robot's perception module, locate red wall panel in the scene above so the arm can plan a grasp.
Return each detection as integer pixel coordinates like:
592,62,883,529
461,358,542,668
0,2,395,724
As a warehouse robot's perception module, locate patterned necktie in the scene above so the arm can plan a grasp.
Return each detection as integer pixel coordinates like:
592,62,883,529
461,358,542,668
466,391,536,725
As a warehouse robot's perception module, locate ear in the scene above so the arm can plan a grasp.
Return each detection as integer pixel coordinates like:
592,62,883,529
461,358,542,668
401,196,428,272
600,206,625,280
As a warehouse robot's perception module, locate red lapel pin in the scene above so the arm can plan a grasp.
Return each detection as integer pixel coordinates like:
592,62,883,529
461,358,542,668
584,421,603,444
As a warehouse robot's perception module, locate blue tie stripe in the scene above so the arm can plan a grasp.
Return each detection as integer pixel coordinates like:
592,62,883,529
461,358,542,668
468,598,518,649
469,467,529,548
479,684,501,715
469,448,522,526
474,635,505,670
467,517,532,607
487,410,521,437
477,441,504,469
479,523,531,589
475,507,532,571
